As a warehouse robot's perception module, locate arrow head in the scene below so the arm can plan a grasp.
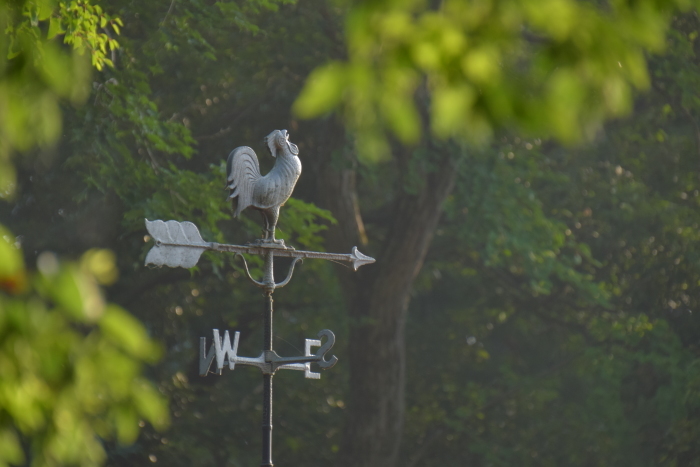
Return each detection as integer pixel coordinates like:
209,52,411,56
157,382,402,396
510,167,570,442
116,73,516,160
350,246,375,271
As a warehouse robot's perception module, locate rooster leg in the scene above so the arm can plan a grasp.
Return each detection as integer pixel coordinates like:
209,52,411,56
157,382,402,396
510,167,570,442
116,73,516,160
259,210,270,240
266,206,283,244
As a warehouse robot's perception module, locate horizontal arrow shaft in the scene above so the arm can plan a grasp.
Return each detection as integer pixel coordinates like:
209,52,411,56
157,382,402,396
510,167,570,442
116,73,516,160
144,219,375,270
210,243,362,264
152,240,375,270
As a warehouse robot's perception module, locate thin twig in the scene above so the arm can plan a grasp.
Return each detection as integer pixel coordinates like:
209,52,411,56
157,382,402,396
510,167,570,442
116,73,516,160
161,0,176,27
274,335,304,355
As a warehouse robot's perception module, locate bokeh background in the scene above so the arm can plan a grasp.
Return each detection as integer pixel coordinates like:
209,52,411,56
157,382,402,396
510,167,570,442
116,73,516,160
3,1,700,466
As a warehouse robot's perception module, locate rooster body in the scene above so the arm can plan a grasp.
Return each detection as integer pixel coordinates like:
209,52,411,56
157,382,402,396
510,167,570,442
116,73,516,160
226,129,301,244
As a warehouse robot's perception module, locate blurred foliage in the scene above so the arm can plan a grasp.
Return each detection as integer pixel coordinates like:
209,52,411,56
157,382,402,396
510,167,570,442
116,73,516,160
295,0,700,159
0,1,171,466
0,0,121,197
0,230,168,467
3,0,700,466
402,16,700,464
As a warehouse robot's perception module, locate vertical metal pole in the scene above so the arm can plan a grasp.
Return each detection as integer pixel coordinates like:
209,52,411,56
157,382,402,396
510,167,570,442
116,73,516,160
261,251,274,467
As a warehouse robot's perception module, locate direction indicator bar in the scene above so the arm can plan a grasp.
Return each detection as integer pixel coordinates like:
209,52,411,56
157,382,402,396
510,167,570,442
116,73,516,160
199,329,337,378
144,219,375,270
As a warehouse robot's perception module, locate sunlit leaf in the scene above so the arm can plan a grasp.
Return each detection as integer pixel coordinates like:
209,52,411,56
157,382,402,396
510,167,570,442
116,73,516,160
293,63,346,118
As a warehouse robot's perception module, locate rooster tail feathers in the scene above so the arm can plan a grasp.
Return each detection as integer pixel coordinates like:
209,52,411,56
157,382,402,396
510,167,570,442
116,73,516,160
226,146,262,215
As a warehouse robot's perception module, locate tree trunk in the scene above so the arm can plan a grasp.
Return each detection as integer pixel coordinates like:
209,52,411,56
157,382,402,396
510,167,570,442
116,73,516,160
312,134,457,467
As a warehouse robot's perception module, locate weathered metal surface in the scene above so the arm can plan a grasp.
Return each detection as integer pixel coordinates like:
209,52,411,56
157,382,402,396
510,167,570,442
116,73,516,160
199,329,336,377
144,129,377,467
144,219,206,268
235,253,302,292
144,218,375,271
262,373,273,467
226,129,301,246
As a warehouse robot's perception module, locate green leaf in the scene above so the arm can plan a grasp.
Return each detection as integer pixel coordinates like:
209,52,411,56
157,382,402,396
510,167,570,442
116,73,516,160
47,17,65,39
431,84,475,138
99,306,160,360
0,226,25,293
0,428,24,464
293,62,346,118
37,1,55,21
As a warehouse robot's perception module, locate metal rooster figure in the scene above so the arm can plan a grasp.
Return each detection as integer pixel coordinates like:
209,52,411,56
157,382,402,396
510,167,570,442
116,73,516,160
143,130,375,467
227,129,301,246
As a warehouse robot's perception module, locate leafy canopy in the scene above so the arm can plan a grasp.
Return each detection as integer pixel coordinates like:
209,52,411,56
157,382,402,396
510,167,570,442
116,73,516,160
0,0,121,197
0,2,168,466
295,0,699,159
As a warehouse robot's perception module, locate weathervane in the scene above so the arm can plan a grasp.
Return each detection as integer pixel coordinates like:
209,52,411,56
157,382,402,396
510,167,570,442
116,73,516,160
144,130,375,467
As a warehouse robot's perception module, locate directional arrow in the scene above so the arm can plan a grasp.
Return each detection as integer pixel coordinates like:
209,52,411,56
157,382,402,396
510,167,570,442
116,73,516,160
144,219,375,270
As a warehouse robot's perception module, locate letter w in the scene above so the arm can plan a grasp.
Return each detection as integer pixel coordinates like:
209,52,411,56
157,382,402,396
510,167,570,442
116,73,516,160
199,329,240,376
